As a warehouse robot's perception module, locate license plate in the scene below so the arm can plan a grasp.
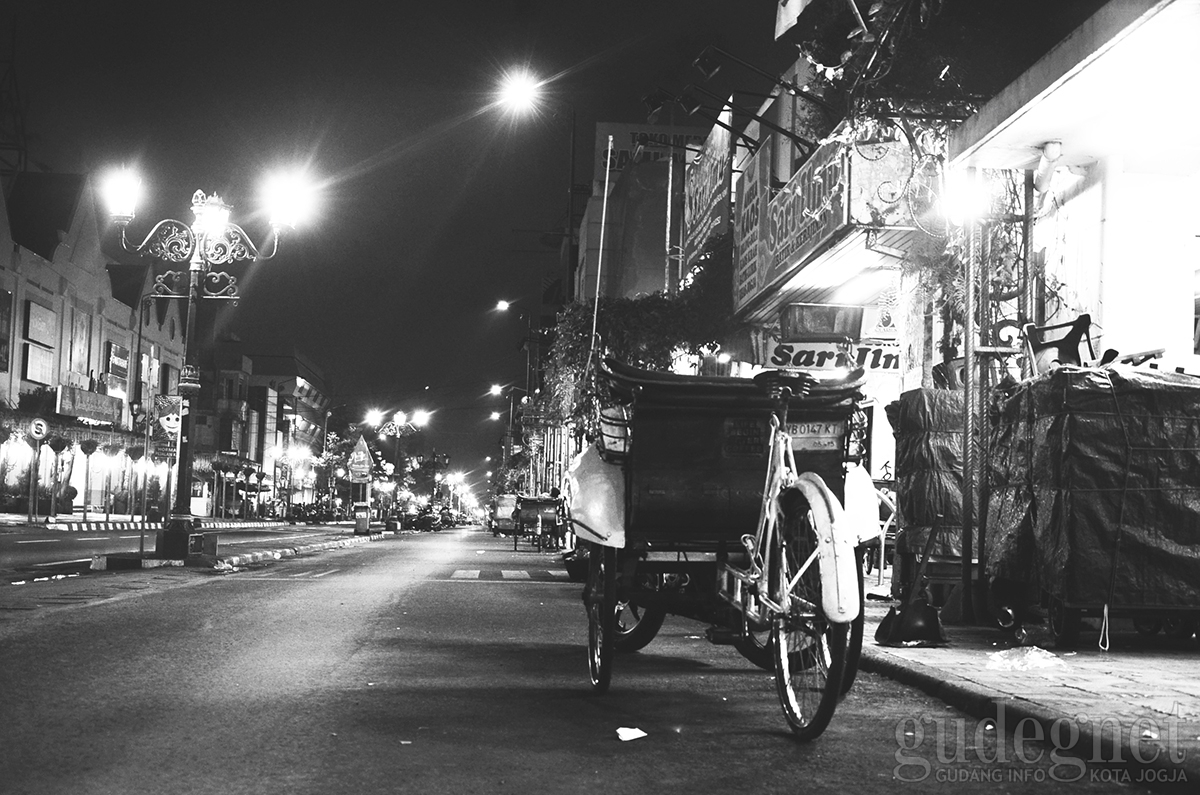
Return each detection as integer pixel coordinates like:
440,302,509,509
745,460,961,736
787,420,845,452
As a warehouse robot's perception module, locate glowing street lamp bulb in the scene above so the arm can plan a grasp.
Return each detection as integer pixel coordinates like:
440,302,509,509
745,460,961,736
411,410,431,427
496,300,511,312
191,190,232,238
103,169,141,222
393,411,407,425
489,384,503,396
264,171,315,229
365,409,385,426
489,411,502,421
498,71,542,113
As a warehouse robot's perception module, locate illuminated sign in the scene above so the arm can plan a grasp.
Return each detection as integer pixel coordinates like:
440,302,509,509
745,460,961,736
766,340,901,371
56,384,124,424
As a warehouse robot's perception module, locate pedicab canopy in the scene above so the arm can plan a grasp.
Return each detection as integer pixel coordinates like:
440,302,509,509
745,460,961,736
986,365,1200,609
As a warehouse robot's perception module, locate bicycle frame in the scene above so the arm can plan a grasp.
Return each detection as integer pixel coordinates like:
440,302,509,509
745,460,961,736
720,410,861,629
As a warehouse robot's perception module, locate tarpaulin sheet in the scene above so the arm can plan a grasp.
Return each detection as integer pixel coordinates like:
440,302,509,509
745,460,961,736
888,388,964,557
985,365,1200,608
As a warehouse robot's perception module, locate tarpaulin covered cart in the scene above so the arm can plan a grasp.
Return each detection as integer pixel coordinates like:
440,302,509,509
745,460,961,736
985,365,1200,647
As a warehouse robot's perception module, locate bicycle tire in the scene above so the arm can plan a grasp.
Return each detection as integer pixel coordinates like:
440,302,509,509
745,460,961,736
586,544,617,692
614,600,667,653
772,487,848,741
841,548,866,695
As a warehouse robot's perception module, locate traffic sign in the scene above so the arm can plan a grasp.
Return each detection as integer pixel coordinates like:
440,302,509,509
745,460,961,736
28,418,49,441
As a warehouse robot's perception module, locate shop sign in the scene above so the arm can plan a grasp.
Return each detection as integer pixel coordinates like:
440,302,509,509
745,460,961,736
594,122,707,192
56,384,124,425
24,301,56,347
764,339,901,372
763,143,848,291
683,106,733,267
734,137,772,313
106,342,130,379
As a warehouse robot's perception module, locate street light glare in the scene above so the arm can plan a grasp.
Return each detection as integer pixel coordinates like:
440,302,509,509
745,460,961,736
263,170,316,229
411,410,432,427
102,168,141,221
365,409,385,426
489,411,501,421
496,300,511,312
489,384,503,396
498,70,542,114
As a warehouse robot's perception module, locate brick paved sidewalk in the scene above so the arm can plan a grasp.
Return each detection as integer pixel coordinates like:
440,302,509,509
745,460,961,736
859,581,1200,788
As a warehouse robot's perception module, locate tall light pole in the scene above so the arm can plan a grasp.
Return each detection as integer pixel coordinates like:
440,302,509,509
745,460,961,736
104,169,311,558
496,70,579,303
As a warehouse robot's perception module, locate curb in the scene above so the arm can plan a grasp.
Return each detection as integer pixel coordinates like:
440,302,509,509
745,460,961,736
214,532,384,569
859,643,1200,786
90,531,387,571
50,520,294,532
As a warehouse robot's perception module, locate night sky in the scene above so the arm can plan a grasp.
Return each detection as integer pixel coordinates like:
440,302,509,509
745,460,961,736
9,0,782,486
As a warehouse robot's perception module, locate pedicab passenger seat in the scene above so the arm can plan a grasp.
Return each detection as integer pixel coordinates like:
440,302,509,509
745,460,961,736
594,359,867,547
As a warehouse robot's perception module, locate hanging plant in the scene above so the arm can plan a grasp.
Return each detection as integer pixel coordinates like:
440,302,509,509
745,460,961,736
543,236,743,430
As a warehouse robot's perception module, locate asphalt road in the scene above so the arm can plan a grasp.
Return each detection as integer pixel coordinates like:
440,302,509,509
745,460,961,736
0,527,1161,794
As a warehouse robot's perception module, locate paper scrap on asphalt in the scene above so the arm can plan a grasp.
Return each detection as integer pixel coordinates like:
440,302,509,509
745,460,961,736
617,727,647,741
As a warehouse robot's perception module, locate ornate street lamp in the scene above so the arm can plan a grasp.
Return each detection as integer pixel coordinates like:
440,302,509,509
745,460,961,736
104,170,311,557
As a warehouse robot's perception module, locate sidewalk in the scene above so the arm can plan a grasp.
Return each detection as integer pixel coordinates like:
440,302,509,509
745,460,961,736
859,574,1199,788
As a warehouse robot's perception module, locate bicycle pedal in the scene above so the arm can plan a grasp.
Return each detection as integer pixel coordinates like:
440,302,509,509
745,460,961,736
704,626,737,645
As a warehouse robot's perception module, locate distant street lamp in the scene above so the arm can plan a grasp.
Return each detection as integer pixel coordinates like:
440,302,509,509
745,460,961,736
104,169,312,557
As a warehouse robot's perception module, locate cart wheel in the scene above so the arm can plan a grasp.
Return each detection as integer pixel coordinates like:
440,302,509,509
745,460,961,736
1047,595,1082,648
841,548,866,695
1164,616,1197,641
614,600,667,653
586,544,617,692
733,625,774,670
1133,616,1163,637
772,488,848,741
513,529,519,551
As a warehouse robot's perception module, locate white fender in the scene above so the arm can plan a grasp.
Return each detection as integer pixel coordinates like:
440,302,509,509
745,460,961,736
790,472,861,624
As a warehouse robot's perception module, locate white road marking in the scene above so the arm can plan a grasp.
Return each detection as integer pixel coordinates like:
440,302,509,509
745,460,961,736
547,570,569,578
500,570,530,580
450,570,480,579
312,569,338,578
16,539,57,544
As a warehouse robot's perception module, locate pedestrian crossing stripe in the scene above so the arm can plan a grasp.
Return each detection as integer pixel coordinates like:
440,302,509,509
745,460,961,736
447,569,569,581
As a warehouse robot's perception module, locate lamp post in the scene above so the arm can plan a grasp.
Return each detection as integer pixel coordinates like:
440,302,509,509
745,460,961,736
104,169,310,557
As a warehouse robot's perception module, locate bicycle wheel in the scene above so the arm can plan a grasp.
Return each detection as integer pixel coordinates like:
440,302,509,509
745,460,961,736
586,544,617,692
772,487,848,741
614,599,667,653
733,624,774,671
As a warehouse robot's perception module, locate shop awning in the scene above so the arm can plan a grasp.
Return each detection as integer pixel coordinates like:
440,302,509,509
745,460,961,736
949,0,1200,173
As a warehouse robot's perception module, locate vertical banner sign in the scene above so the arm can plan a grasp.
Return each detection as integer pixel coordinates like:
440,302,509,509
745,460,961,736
348,436,372,484
682,106,733,268
153,395,182,460
0,290,11,372
734,137,773,313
